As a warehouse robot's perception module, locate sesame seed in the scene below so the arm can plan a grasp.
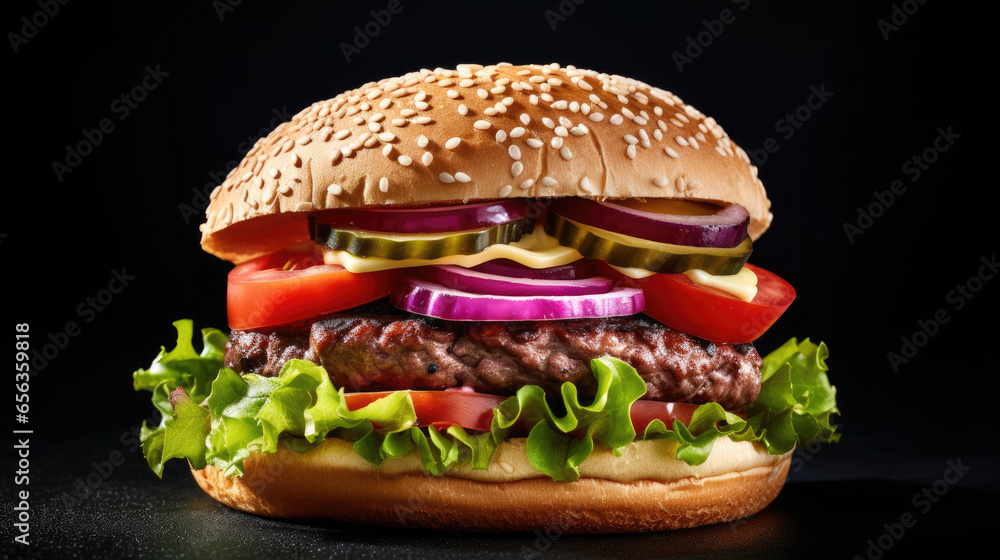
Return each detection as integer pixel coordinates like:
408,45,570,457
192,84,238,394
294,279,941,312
609,114,624,125
570,125,587,136
458,104,469,116
520,113,531,125
447,89,459,98
330,150,342,164
495,130,507,142
477,89,489,99
529,94,539,105
558,116,572,128
520,179,534,189
541,93,554,103
654,106,663,116
551,136,563,149
417,135,429,148
445,137,461,150
459,79,475,88
526,138,543,148
580,176,594,192
378,132,395,143
415,101,429,111
589,113,604,122
676,177,686,190
422,151,433,166
499,184,513,197
554,126,568,137
473,120,491,130
653,177,669,187
511,161,524,177
639,129,651,148
715,146,728,156
627,145,637,159
398,155,412,166
675,136,689,146
369,112,385,122
634,117,648,125
439,172,456,184
541,176,557,187
653,129,663,141
560,146,572,160
413,117,432,124
268,168,279,178
501,96,514,106
379,177,389,192
664,147,679,158
334,129,351,140
578,79,593,91
328,183,343,195
455,172,471,183
621,108,635,119
291,153,302,167
484,107,497,116
414,90,427,102
510,127,525,138
624,135,639,145
368,122,382,132
551,100,568,110
508,145,521,160
400,109,417,117
382,144,393,157
689,180,703,190
491,86,505,95
689,136,700,149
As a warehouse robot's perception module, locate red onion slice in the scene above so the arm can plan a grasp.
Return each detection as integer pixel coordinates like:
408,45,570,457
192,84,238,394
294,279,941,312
311,199,531,234
470,259,590,280
547,198,749,248
424,265,614,297
390,276,645,322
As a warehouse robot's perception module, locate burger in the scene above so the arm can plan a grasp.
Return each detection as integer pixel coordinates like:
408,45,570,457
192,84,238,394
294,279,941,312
133,62,839,533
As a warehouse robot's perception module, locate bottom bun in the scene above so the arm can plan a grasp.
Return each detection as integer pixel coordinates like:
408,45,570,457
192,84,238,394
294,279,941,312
191,437,792,533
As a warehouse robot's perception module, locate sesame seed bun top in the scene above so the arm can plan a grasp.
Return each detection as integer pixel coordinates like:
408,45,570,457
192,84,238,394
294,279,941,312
200,62,772,264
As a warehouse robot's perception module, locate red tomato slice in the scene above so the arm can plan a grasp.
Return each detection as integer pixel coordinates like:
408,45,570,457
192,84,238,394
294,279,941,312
344,391,507,432
621,263,796,344
227,246,397,330
628,400,701,434
344,390,703,435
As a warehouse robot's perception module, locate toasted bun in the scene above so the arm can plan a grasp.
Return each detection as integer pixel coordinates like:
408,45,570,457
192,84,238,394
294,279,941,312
201,63,771,263
191,436,791,533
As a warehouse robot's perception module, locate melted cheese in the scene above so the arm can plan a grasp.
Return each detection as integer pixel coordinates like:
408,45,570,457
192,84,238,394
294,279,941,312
322,224,583,273
684,266,758,302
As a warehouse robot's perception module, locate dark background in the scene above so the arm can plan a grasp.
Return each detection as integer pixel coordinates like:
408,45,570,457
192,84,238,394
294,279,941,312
3,0,991,558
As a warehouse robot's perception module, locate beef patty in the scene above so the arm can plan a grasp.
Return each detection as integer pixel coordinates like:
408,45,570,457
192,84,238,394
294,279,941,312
224,301,762,410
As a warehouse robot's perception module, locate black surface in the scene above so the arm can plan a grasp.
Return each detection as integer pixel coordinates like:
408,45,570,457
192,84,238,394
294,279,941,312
3,0,989,558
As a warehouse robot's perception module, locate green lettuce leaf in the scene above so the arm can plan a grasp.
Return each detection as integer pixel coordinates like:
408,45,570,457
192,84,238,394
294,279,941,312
134,322,839,481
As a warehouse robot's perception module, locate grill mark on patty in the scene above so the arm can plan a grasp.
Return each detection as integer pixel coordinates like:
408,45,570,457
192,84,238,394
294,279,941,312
224,301,762,410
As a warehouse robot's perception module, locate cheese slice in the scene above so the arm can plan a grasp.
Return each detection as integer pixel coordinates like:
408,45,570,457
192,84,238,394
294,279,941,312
684,267,758,302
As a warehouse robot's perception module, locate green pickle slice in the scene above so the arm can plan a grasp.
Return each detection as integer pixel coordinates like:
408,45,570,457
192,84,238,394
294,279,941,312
313,218,531,260
545,213,751,275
